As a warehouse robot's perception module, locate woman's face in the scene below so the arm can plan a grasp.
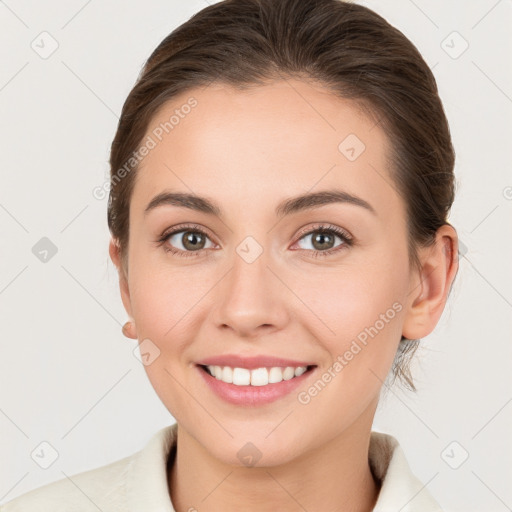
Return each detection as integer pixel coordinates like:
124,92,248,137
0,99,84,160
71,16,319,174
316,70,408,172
119,78,416,466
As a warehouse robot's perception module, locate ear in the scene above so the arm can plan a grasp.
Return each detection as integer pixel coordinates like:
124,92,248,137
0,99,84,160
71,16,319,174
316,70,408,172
402,224,459,340
109,237,133,319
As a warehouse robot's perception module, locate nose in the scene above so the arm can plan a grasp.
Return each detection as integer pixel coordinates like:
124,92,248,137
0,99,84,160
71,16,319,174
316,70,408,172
213,248,289,339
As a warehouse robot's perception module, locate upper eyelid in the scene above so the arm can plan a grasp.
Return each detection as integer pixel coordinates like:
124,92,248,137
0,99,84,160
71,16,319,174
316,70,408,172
295,224,352,241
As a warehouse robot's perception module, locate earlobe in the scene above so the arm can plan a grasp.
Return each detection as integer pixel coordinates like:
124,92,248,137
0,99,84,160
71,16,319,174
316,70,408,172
402,224,459,340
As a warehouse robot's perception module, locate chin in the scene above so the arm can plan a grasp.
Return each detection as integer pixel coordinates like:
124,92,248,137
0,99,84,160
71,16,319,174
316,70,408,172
200,428,306,469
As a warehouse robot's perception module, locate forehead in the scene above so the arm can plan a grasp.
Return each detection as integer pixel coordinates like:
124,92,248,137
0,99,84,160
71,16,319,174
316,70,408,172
132,78,401,222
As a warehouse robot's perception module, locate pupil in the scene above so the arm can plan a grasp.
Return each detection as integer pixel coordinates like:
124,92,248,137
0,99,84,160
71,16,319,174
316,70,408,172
184,232,204,250
314,232,332,249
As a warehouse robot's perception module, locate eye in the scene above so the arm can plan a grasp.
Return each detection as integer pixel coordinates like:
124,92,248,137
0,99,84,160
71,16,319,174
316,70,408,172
157,222,353,259
292,223,353,258
158,223,216,258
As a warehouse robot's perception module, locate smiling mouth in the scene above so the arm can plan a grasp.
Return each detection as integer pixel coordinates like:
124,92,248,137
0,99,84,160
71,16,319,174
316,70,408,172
198,364,317,386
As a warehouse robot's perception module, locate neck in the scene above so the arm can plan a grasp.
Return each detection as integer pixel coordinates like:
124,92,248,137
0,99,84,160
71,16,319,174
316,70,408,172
168,402,381,512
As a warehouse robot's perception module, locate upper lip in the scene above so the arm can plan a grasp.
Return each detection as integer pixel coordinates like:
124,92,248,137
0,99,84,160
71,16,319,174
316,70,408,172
196,354,316,369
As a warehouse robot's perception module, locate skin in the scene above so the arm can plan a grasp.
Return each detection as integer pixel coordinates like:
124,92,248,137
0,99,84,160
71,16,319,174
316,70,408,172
109,78,458,512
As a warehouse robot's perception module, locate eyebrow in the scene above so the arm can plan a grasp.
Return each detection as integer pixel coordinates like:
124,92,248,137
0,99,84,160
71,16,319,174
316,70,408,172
144,189,376,218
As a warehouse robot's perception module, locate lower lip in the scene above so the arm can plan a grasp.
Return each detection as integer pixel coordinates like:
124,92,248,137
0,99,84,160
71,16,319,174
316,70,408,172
196,365,316,406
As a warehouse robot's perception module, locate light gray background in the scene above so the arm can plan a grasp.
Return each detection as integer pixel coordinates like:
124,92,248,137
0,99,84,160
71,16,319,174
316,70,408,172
1,1,511,510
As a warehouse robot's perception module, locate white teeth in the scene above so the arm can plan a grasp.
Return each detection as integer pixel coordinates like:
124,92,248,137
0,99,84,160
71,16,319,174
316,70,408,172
205,365,309,386
221,366,233,383
294,366,306,377
250,367,268,386
282,366,295,380
232,367,250,385
268,367,283,383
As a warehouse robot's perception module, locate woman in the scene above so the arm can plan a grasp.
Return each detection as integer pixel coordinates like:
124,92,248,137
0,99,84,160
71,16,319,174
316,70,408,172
2,0,458,510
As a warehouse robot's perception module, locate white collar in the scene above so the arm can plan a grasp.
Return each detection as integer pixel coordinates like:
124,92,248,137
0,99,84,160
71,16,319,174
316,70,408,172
125,423,443,511
368,430,443,511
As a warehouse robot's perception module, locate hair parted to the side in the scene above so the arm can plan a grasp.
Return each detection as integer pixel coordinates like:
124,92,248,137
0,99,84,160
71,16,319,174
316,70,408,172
107,0,456,392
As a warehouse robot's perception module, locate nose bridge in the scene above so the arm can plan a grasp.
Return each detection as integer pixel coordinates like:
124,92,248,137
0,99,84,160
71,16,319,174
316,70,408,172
214,233,287,335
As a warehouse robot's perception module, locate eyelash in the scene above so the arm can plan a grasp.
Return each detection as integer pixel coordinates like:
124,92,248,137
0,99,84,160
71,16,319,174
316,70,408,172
157,223,353,259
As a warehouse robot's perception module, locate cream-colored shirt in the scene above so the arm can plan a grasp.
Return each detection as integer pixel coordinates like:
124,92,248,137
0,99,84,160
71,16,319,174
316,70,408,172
1,423,444,511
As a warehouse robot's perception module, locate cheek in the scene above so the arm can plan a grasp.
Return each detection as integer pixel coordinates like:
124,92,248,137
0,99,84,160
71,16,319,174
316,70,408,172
298,256,407,343
127,259,206,419
127,240,208,336
298,253,408,395
292,267,406,426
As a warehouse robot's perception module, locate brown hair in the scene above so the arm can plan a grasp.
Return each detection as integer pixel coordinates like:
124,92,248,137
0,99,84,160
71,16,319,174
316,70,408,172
108,0,456,392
